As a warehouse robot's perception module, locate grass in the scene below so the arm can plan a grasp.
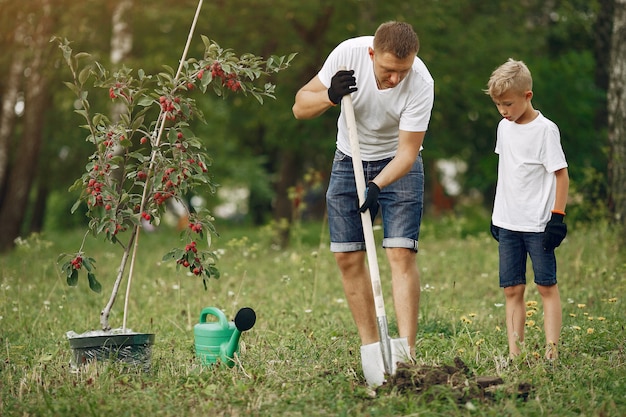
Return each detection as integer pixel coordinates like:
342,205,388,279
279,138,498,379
0,215,624,416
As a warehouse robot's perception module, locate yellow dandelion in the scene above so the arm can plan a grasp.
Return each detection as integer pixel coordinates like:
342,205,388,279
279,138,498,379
495,325,501,332
587,328,594,335
526,310,535,317
577,304,586,309
608,298,617,303
532,351,541,360
458,348,465,354
584,312,589,316
526,300,538,308
525,320,535,327
588,316,594,321
572,325,581,331
597,316,606,321
475,339,484,346
460,316,472,324
468,313,477,318
569,313,577,317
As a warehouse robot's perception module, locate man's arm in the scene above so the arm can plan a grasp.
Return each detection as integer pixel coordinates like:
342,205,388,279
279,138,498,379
370,130,425,189
292,76,336,120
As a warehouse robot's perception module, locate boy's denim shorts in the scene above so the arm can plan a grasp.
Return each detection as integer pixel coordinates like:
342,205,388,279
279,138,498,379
498,228,557,287
326,149,424,253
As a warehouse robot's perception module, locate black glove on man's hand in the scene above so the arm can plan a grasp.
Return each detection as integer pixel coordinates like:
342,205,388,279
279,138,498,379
490,221,500,242
358,182,380,213
328,70,358,105
542,212,567,251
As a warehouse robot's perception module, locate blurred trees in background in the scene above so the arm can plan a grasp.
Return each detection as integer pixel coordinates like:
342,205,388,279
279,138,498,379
0,0,622,250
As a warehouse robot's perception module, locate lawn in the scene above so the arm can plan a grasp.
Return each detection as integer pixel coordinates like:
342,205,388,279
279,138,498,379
0,215,624,416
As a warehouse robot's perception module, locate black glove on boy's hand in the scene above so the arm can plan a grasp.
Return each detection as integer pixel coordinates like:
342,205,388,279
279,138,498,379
542,212,567,251
359,182,380,213
328,70,357,105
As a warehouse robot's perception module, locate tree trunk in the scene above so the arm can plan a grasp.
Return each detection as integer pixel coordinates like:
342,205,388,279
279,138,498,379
273,149,299,248
607,0,626,231
29,183,49,233
0,17,26,202
109,0,134,186
593,0,615,129
0,0,53,251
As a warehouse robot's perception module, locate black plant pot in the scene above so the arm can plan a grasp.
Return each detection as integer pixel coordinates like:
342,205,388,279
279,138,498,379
68,332,155,371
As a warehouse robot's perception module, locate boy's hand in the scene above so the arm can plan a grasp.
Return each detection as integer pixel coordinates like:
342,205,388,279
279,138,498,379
328,70,357,104
542,212,567,251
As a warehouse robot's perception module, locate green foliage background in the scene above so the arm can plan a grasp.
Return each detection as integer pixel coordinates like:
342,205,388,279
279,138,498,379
0,0,608,230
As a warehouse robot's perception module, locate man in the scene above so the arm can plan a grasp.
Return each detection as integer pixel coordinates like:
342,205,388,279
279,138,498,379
292,21,434,385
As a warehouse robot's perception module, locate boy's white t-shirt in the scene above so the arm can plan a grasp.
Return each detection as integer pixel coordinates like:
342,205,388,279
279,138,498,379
317,36,434,161
492,112,568,232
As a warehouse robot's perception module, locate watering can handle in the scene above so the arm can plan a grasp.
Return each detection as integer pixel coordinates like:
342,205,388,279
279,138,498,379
198,307,229,329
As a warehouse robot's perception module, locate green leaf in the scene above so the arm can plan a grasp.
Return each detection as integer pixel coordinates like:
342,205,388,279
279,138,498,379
82,257,95,272
162,250,177,261
87,272,102,293
78,67,91,85
63,81,80,95
136,95,153,107
70,199,82,214
119,137,132,147
67,269,78,286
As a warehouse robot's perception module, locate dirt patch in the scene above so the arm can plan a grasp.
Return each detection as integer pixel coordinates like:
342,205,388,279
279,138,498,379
378,357,532,404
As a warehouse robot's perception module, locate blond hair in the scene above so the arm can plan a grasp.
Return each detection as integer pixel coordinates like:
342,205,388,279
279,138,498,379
485,58,533,97
373,21,419,59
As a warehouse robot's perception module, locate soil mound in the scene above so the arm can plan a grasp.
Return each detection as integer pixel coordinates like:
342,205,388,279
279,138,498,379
378,357,532,404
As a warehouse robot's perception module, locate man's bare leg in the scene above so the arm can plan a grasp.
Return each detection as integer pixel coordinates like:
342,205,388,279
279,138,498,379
335,251,379,345
386,247,420,358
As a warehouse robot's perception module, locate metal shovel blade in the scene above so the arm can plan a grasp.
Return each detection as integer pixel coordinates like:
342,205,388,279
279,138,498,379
361,337,411,387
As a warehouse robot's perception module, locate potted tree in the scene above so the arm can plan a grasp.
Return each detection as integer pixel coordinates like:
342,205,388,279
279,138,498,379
55,19,294,369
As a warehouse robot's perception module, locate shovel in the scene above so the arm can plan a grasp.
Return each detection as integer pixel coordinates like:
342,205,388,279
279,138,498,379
340,73,410,386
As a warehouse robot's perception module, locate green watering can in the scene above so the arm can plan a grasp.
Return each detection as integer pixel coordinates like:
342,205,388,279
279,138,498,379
194,307,256,367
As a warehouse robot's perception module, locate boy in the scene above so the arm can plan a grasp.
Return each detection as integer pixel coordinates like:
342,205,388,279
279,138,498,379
486,58,569,360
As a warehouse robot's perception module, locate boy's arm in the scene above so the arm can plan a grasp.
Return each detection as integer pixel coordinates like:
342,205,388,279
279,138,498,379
552,167,569,214
543,167,569,251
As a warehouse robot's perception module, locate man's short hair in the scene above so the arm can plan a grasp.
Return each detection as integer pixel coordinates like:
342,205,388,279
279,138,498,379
486,58,533,98
373,21,419,59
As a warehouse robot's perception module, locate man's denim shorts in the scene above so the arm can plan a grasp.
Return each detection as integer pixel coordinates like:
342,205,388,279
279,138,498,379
326,149,424,253
498,228,558,287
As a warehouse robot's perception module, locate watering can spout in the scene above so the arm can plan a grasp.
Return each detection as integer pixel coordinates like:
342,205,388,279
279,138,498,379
224,331,242,363
223,307,256,365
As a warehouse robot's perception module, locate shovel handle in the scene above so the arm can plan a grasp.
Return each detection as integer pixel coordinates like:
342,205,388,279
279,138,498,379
340,68,385,318
340,66,393,374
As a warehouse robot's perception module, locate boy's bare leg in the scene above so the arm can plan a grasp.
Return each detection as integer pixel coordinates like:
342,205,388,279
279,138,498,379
537,283,562,360
386,247,420,358
335,251,379,345
503,284,526,357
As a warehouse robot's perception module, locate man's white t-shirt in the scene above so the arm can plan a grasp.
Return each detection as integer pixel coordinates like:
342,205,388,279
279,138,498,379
492,112,568,232
317,36,435,161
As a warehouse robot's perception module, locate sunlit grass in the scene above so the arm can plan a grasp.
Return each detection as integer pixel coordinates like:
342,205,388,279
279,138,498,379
0,217,624,416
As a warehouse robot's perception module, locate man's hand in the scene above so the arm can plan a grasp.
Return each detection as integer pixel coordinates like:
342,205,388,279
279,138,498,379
542,212,567,251
328,70,357,105
358,182,380,213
